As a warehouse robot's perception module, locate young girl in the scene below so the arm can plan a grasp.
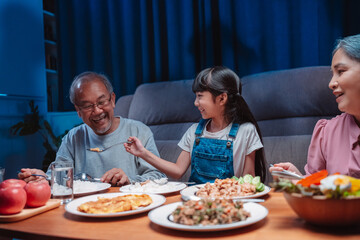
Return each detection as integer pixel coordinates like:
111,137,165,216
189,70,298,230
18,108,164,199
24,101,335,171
125,66,267,183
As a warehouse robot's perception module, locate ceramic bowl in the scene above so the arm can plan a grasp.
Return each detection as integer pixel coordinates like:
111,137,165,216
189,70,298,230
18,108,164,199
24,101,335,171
284,192,360,226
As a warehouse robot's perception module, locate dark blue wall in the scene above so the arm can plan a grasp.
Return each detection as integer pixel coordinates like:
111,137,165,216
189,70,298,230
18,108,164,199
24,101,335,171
0,0,47,179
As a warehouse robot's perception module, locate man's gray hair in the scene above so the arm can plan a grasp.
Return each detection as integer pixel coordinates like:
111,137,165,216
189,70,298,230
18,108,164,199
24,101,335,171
69,72,114,104
333,34,360,62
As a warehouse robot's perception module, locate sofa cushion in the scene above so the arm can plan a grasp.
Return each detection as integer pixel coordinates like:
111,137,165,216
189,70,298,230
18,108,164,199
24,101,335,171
242,66,341,136
155,140,191,182
257,117,326,137
149,122,195,141
128,80,201,126
263,135,312,183
114,95,133,118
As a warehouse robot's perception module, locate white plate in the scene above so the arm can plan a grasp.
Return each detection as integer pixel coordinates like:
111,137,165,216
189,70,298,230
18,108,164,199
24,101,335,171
119,182,187,195
180,184,271,200
148,202,268,232
73,181,111,197
65,192,166,218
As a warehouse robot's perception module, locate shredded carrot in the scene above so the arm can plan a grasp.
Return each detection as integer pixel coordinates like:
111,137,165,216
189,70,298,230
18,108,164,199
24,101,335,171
195,202,203,210
297,170,328,187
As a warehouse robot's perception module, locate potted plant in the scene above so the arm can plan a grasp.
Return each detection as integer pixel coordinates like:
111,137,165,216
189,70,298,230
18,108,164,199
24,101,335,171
10,100,70,171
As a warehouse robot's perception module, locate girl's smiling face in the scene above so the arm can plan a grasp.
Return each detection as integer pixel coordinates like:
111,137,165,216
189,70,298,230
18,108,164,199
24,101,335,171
194,91,226,120
330,49,360,121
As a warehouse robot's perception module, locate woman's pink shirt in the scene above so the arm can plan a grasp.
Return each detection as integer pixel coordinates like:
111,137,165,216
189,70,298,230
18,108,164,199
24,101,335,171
305,113,360,178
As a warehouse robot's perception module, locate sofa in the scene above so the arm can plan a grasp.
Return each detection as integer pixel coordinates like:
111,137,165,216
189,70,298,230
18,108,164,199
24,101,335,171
114,66,341,184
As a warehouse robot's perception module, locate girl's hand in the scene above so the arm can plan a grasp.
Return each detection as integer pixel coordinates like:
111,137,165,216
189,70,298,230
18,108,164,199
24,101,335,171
124,136,146,157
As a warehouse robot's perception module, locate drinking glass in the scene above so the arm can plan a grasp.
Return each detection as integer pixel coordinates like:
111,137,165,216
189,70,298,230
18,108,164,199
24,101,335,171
50,159,74,204
0,167,4,183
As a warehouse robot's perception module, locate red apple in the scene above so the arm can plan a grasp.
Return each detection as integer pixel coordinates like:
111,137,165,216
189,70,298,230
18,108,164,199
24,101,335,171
24,181,51,207
0,187,27,214
0,179,26,189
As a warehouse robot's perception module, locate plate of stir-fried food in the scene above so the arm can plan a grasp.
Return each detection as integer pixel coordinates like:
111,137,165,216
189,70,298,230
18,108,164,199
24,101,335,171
148,198,268,231
65,192,165,217
181,176,271,200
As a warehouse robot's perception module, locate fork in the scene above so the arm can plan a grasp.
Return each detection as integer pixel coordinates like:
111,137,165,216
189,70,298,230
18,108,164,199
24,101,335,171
87,141,132,152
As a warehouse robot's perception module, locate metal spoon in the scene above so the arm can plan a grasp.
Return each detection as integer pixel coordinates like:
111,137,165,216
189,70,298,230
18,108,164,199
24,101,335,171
87,141,132,152
74,172,102,182
269,164,304,180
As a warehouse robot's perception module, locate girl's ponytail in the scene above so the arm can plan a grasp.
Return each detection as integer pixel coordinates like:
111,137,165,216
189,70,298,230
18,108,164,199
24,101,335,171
234,94,267,182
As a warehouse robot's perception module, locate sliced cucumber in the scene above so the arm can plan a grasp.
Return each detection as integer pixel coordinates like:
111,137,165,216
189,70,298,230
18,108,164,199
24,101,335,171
256,182,265,192
252,176,261,185
238,177,244,184
231,176,239,181
243,174,253,184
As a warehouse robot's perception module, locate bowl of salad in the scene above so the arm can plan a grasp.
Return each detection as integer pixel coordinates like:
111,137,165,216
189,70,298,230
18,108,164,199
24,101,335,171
273,170,360,226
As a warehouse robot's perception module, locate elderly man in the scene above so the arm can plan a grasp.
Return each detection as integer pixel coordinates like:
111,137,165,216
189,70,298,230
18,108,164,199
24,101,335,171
19,72,165,186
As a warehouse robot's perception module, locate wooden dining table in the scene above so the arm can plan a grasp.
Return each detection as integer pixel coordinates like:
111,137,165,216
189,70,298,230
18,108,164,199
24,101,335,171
0,187,359,240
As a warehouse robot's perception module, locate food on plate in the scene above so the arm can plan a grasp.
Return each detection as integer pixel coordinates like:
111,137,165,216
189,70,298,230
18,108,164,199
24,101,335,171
272,171,360,198
172,199,250,225
196,176,264,199
125,178,175,193
73,180,107,194
296,170,328,187
77,194,153,214
232,175,265,192
24,181,51,207
0,185,27,215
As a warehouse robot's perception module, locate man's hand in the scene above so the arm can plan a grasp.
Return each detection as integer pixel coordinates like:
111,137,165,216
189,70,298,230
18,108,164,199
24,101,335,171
18,168,49,184
101,168,130,186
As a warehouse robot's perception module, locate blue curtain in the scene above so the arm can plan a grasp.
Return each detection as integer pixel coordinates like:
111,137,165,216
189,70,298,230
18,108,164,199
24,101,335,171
57,0,360,111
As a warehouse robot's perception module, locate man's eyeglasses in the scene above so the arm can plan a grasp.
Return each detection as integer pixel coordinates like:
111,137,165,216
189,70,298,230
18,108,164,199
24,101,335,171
77,95,112,112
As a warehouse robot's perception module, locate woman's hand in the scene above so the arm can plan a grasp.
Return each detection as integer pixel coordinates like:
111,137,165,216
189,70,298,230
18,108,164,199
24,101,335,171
269,162,303,176
124,136,146,157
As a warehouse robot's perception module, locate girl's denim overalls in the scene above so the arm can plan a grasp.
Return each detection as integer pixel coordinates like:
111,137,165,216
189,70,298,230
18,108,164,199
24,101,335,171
189,119,240,184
